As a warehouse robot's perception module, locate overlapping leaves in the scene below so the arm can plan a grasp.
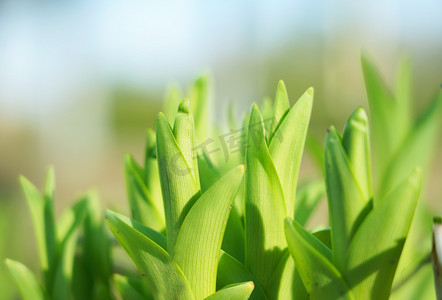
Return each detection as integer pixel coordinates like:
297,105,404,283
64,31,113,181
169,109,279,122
285,108,422,299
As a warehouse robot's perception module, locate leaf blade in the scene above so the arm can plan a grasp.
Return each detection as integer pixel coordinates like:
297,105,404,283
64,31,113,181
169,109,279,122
174,165,245,299
269,88,313,216
284,219,354,300
245,104,287,286
105,210,194,300
5,259,46,300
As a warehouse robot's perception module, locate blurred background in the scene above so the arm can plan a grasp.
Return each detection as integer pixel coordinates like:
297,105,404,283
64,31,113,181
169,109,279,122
0,0,441,298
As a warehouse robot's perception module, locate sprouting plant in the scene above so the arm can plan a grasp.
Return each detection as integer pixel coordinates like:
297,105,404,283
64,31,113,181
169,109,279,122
5,168,113,300
106,98,253,300
6,55,441,300
285,106,422,299
362,55,442,299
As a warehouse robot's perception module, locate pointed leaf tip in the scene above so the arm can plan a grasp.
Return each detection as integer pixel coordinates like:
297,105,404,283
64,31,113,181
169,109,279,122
178,98,191,114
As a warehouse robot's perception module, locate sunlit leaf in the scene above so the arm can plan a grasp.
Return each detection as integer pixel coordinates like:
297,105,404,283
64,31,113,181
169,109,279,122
125,153,164,231
269,88,313,216
205,282,254,300
284,219,354,299
325,126,368,271
19,168,57,293
342,107,372,201
188,75,210,141
379,91,442,196
174,165,245,299
164,84,183,124
105,210,194,300
270,80,290,138
5,259,46,300
345,168,422,299
217,251,268,300
361,54,408,178
156,112,201,254
245,104,287,286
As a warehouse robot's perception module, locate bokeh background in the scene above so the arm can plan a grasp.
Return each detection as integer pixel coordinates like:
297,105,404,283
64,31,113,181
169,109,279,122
1,1,441,298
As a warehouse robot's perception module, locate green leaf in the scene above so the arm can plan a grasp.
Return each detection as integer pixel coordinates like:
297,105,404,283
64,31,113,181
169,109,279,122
19,169,57,293
82,191,112,284
267,228,332,300
57,197,88,246
394,56,412,134
205,282,254,300
269,88,313,216
324,126,367,271
173,99,200,187
342,107,373,201
105,210,194,300
361,54,409,178
174,165,245,299
125,153,165,231
284,219,354,300
267,251,308,300
108,211,167,250
156,112,201,254
294,180,325,226
114,274,149,300
344,168,422,299
144,129,165,224
261,96,273,141
270,80,290,137
197,149,221,192
164,84,183,124
188,75,210,141
217,251,268,300
305,133,325,172
379,91,442,196
5,259,46,300
52,229,79,300
221,203,245,264
245,104,287,286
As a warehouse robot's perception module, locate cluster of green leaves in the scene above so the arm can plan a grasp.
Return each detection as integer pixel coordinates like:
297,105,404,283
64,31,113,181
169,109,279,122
361,55,442,300
6,168,113,300
6,56,441,300
285,106,422,299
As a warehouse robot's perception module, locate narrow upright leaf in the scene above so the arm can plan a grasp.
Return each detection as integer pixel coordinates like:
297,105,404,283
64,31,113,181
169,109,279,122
361,54,407,176
188,75,210,141
164,85,183,124
245,104,287,286
324,126,367,271
174,165,245,299
52,229,79,299
342,107,373,201
284,219,354,300
144,129,165,222
125,153,164,231
345,168,422,299
270,80,290,137
19,171,57,293
379,91,442,196
156,112,201,254
106,210,194,300
5,259,46,300
269,88,313,216
173,99,200,187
